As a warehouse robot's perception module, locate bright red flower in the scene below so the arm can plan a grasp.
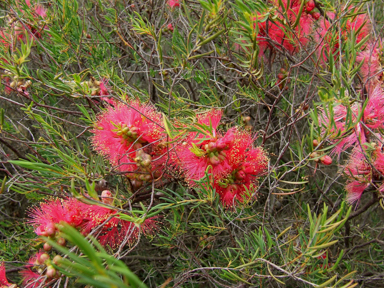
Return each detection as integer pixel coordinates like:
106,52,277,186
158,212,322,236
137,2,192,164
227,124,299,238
80,204,158,248
315,11,370,63
20,251,47,288
91,101,165,178
168,0,180,8
214,147,268,206
29,198,85,236
320,86,384,155
255,0,314,56
0,262,11,287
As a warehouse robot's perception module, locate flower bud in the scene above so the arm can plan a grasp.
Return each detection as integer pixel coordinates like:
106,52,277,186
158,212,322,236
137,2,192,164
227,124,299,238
209,155,221,165
57,237,66,247
131,179,143,189
101,190,113,205
306,0,315,12
311,12,320,20
277,73,285,80
310,152,319,162
52,255,62,265
236,170,246,179
43,242,52,252
320,155,332,165
313,139,319,147
167,23,174,32
46,265,56,278
45,223,56,236
39,253,50,264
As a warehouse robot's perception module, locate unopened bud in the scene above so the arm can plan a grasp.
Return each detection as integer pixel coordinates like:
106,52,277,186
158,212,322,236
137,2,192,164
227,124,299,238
310,152,319,162
52,255,62,265
210,155,221,165
43,242,52,252
320,155,332,165
46,265,56,278
306,0,315,12
39,253,50,264
313,139,319,147
57,237,66,247
101,190,113,205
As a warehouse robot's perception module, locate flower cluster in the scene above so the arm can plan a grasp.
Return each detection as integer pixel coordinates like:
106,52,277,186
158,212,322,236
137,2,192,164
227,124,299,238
92,101,167,188
22,195,157,286
93,104,269,207
343,144,384,204
254,0,317,56
315,11,370,63
317,20,384,203
28,196,157,248
171,110,269,206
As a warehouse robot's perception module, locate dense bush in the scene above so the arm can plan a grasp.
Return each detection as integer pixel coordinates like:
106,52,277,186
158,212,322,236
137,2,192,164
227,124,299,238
1,0,384,287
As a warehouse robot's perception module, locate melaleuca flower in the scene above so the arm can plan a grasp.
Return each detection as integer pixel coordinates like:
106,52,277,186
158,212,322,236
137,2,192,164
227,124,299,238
356,41,383,93
315,11,370,63
173,110,233,185
255,0,315,56
80,204,158,248
91,101,166,182
173,110,269,193
26,0,47,18
0,262,14,287
320,87,384,155
11,0,47,41
343,143,384,203
20,251,47,288
29,199,85,236
168,0,180,8
214,147,268,207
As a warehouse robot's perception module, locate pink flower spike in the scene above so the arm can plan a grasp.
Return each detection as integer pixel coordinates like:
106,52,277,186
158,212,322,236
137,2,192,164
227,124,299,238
34,5,47,18
91,101,164,173
20,250,46,288
168,0,180,8
0,262,11,286
346,181,368,204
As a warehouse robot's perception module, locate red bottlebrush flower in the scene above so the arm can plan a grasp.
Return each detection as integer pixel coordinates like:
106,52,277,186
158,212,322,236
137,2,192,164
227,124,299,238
25,0,47,18
320,103,366,155
214,147,269,207
80,203,158,248
363,86,384,129
356,41,383,93
344,148,372,204
173,110,232,185
320,86,384,155
0,262,11,287
20,251,47,288
29,199,85,236
255,0,314,56
91,101,165,176
174,110,269,190
168,0,180,8
315,11,371,63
